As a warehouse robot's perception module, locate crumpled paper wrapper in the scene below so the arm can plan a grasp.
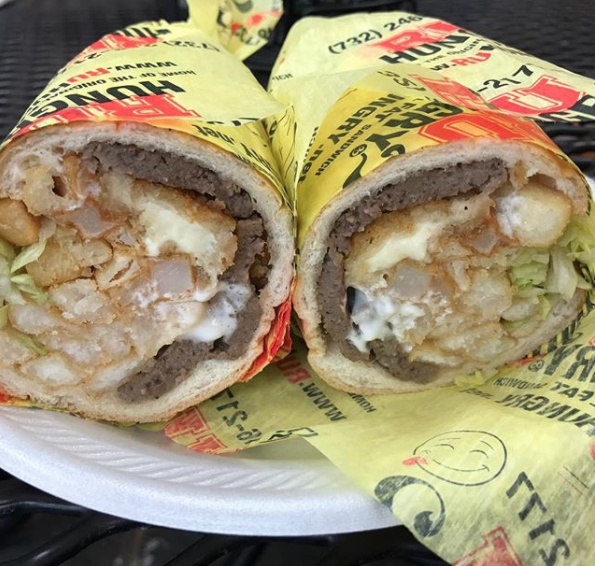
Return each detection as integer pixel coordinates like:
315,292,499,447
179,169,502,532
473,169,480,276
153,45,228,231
165,10,595,565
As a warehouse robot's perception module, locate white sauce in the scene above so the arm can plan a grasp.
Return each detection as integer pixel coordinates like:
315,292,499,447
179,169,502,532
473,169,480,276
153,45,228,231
347,288,425,353
139,200,216,260
495,193,523,239
183,283,252,343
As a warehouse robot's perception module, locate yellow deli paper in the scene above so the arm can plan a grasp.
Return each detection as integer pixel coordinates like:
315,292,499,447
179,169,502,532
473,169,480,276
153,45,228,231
267,11,595,245
164,10,595,565
167,299,595,564
1,16,287,202
0,6,293,400
191,0,283,61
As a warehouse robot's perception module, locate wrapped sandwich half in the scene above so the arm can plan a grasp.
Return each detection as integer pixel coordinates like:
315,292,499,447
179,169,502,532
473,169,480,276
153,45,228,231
295,140,594,393
0,122,293,421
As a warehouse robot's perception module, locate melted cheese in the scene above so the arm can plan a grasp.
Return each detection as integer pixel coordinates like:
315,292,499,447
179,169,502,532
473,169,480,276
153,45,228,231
364,220,443,273
345,192,494,289
140,201,216,260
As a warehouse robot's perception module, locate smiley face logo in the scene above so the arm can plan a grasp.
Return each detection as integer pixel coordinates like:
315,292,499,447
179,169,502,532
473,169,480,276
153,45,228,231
403,430,507,486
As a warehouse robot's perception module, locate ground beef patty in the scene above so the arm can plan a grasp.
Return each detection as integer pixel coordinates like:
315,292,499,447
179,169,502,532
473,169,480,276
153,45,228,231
317,159,508,383
83,143,270,402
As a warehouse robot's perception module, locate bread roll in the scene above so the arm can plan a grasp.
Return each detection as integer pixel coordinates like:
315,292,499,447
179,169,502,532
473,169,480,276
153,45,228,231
295,139,590,394
0,122,293,422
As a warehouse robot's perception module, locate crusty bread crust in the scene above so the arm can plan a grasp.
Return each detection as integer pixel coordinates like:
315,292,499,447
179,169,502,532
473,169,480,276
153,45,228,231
0,122,294,422
295,139,589,394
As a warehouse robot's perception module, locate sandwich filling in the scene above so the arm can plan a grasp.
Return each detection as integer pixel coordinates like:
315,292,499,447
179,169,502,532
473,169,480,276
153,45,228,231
0,144,270,402
318,160,595,382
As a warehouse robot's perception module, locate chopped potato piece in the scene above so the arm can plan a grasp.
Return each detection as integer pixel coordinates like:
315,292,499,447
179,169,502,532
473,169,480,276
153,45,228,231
21,354,81,385
26,238,82,287
95,253,142,290
495,181,572,247
49,279,114,324
58,201,115,238
464,269,513,321
9,303,66,335
131,180,237,281
0,330,37,366
0,199,41,246
22,156,91,215
26,227,112,287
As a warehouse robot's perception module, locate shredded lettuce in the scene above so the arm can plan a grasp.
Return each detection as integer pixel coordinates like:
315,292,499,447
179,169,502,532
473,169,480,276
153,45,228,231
504,213,595,336
0,237,49,351
0,223,52,355
0,269,26,306
14,330,47,356
558,213,595,287
577,277,592,290
0,238,48,307
10,240,46,274
510,260,549,286
0,237,15,261
546,246,579,300
10,274,48,303
509,248,549,298
559,214,595,267
508,213,595,310
502,318,531,333
538,295,551,319
0,305,8,329
512,249,550,267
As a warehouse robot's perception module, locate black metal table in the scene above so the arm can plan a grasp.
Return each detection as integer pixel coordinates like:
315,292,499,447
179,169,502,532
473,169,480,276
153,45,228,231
0,1,594,564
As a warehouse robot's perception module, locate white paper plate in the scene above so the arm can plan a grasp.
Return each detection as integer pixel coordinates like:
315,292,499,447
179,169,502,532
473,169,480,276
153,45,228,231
0,406,399,535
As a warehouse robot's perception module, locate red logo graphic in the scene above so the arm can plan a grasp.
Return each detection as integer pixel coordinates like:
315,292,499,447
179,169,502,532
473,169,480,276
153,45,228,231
165,407,229,455
276,353,312,386
15,94,201,139
508,353,545,369
239,296,293,382
372,21,459,52
164,407,210,438
0,388,13,404
589,441,595,462
418,109,556,149
188,434,228,454
230,9,282,32
86,34,161,53
411,74,487,110
66,67,110,84
402,456,428,466
454,527,524,566
490,76,584,115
